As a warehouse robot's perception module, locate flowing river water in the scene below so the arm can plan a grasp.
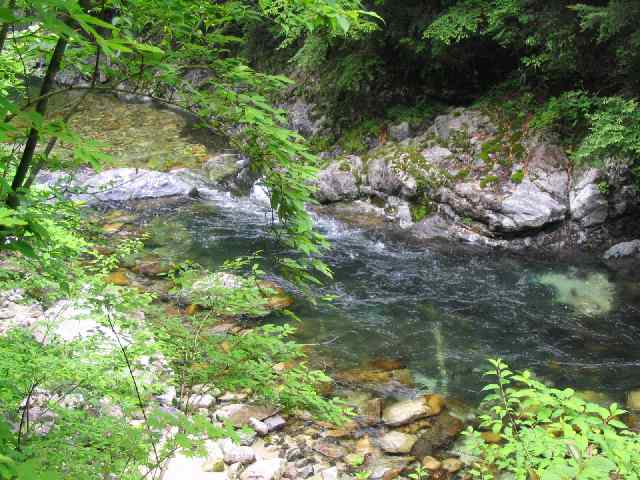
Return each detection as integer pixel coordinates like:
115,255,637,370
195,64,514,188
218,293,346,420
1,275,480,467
61,94,640,406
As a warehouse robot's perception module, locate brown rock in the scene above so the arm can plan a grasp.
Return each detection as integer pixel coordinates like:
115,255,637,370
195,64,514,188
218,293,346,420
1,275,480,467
426,394,446,416
411,413,464,458
441,458,463,473
383,397,432,427
185,304,200,316
422,456,442,471
363,398,383,425
106,270,130,286
369,358,403,371
480,431,502,444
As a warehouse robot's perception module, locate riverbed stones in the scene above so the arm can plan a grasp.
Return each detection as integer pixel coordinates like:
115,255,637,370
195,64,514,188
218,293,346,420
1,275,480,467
382,397,432,427
240,458,286,480
378,431,417,454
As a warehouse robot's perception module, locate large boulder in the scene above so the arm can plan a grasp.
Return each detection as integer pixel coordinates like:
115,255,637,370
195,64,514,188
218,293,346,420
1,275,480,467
287,100,324,137
378,431,417,454
314,155,363,203
570,169,609,227
76,168,194,203
437,179,567,234
431,108,497,144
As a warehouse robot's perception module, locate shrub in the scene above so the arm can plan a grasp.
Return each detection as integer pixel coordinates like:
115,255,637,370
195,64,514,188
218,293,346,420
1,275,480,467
465,359,640,480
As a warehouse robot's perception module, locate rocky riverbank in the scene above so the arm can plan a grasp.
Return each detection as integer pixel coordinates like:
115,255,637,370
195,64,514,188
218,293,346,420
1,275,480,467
311,108,640,253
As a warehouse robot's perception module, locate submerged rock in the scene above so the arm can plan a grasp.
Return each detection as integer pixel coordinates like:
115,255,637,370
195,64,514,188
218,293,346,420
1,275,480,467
536,271,615,316
411,413,464,458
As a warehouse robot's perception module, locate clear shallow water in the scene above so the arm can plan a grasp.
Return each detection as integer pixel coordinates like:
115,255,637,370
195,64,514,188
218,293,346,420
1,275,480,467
143,193,640,404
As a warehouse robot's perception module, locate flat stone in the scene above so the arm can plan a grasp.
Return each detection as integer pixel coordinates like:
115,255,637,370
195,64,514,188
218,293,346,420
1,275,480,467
215,404,277,427
382,398,432,427
250,417,269,436
312,440,347,459
264,415,286,432
378,431,417,454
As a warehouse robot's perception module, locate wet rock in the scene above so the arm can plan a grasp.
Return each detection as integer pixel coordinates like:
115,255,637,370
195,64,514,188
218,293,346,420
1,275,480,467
604,240,640,260
203,153,248,185
378,431,417,454
240,458,286,480
363,398,383,425
411,413,464,458
627,390,640,411
426,394,446,416
382,397,432,427
390,122,410,142
536,271,614,316
214,404,277,427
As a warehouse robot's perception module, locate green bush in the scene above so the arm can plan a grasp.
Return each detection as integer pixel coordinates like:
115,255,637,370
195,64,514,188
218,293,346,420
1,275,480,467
465,359,640,480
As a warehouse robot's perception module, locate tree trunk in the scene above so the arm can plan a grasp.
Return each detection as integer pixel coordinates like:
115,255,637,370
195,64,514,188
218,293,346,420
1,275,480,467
6,36,68,208
0,0,16,55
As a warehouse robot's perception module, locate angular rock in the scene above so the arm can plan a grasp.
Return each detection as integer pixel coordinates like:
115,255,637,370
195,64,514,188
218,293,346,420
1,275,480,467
263,415,286,432
570,169,609,227
249,417,270,436
214,404,277,427
389,122,410,142
378,431,417,454
382,398,432,427
221,439,256,465
432,109,496,143
315,156,363,203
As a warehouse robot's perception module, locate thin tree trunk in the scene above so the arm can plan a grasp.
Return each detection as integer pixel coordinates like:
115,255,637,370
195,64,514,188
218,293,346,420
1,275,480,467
0,0,16,54
6,36,68,208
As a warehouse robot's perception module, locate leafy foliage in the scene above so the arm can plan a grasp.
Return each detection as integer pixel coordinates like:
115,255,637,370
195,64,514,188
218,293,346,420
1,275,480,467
465,359,640,480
